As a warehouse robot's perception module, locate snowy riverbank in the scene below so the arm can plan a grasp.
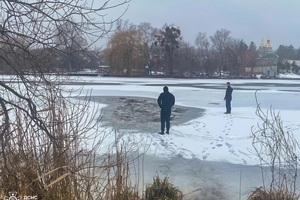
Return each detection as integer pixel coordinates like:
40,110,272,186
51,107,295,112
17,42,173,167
60,76,300,199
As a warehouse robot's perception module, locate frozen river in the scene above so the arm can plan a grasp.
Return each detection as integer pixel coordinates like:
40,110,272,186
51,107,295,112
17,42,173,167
61,77,300,199
3,75,298,200
66,77,300,110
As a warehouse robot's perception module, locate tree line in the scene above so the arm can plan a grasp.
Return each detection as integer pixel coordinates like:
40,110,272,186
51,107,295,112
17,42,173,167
103,20,300,77
2,19,299,77
0,21,102,74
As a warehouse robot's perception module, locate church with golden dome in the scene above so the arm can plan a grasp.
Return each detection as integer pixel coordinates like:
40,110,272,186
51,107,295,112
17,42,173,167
252,37,279,77
258,38,273,55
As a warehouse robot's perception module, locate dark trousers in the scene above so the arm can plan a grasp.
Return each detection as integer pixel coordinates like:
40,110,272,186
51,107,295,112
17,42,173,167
226,99,231,113
160,109,171,133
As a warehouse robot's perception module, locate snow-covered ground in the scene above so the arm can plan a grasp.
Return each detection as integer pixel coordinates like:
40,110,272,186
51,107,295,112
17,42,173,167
66,76,300,199
62,76,300,166
278,73,300,79
2,75,300,199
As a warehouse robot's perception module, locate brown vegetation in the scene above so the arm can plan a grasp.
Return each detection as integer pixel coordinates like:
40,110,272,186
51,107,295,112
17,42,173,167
248,91,300,200
145,176,183,200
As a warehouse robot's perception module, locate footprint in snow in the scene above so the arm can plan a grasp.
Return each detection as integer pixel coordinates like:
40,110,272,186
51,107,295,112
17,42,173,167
238,150,250,157
226,142,233,148
229,149,239,157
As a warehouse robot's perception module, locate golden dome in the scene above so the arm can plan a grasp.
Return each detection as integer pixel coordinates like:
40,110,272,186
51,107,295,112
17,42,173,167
266,39,271,48
260,39,264,47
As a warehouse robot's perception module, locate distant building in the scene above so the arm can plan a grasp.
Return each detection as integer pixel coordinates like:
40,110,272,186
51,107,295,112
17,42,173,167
281,59,300,73
97,65,110,75
253,38,279,77
284,59,300,67
258,38,273,55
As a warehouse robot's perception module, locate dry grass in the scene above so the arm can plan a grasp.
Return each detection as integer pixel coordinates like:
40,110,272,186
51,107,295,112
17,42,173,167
0,78,143,199
145,176,183,200
248,187,299,200
0,71,188,200
249,92,300,200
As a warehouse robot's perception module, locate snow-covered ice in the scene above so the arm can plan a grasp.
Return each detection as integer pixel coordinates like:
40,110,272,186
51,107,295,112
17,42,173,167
66,76,300,199
62,76,300,166
2,75,300,199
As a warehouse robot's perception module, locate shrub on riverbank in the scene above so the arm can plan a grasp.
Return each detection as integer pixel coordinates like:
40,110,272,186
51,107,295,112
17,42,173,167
248,93,300,200
145,176,183,200
248,187,298,200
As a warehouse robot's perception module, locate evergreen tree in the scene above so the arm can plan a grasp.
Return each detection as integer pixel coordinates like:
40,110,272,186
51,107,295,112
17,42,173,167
249,41,257,52
155,25,181,76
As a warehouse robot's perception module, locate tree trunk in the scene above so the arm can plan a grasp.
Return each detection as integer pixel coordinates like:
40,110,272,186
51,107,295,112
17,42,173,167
169,48,173,76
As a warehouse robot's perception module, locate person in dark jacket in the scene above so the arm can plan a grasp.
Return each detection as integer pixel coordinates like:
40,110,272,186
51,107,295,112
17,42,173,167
157,86,175,135
224,82,233,114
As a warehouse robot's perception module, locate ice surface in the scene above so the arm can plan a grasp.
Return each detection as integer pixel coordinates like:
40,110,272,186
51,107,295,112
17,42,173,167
2,74,300,199
60,76,300,166
64,76,300,199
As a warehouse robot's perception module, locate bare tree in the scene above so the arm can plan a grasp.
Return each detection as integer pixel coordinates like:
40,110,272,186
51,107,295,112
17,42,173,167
195,32,213,76
175,41,197,77
195,32,210,53
0,0,129,141
0,0,129,73
226,39,248,75
137,22,158,75
249,91,300,199
0,0,134,198
55,21,89,71
210,29,231,75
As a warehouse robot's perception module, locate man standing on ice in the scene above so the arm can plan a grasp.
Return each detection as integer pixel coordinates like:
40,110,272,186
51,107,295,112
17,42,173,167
224,82,233,114
157,86,175,135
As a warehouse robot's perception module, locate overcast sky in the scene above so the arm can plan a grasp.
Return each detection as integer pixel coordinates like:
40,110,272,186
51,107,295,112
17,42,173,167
101,0,300,50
